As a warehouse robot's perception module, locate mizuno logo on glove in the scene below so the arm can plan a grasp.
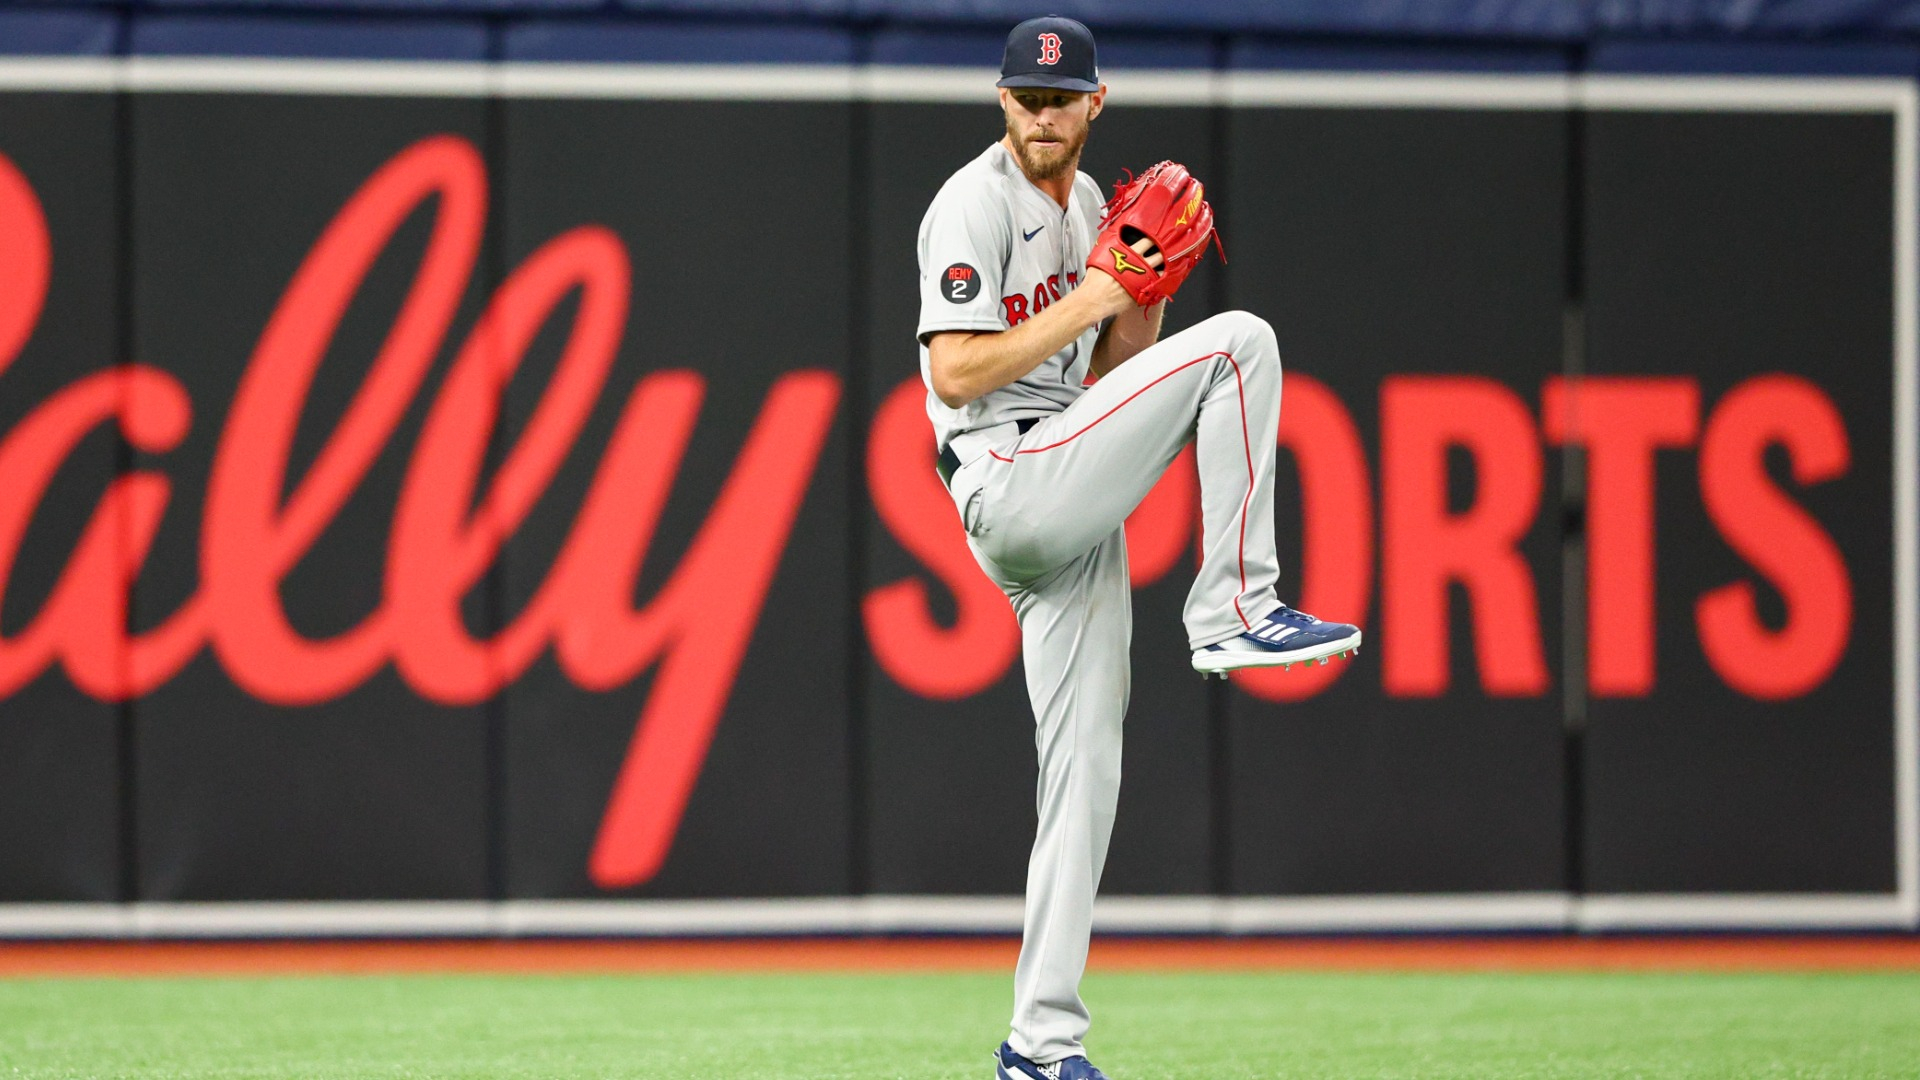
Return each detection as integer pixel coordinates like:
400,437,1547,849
1176,184,1204,227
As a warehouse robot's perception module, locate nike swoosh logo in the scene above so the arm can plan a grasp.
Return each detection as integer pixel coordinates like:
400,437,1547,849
1023,225,1045,241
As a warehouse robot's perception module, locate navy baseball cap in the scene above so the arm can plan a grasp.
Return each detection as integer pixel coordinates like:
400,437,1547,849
997,16,1099,93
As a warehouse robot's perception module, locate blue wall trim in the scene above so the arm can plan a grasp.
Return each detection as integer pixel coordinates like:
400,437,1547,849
138,0,602,11
505,18,855,62
130,14,489,59
1589,40,1920,78
9,0,1920,41
0,11,118,56
0,4,1914,79
1229,40,1572,74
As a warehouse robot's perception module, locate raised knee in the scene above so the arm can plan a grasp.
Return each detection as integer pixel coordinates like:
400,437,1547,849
1203,312,1280,383
1209,310,1278,357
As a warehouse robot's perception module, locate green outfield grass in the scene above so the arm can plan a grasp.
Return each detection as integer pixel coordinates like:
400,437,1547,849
2,968,1917,1078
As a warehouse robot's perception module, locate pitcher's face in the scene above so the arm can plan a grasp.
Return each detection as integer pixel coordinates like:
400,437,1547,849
1000,87,1102,181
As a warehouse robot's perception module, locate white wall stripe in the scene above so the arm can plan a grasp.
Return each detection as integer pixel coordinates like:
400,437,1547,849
0,58,118,92
129,901,496,938
498,63,855,101
1579,75,1914,113
1578,894,1916,931
124,57,493,97
1225,70,1574,110
0,904,135,938
850,65,1219,105
1893,81,1920,929
1095,68,1221,107
0,894,1912,938
0,60,1906,115
858,65,1000,103
498,898,874,936
1226,894,1572,933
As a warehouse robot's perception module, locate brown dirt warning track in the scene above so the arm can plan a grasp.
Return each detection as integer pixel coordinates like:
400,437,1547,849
2,937,1919,978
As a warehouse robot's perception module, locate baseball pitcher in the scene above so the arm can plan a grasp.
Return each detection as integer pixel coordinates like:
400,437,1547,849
915,17,1362,1080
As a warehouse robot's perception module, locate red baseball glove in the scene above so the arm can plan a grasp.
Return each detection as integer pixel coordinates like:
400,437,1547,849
1086,160,1222,306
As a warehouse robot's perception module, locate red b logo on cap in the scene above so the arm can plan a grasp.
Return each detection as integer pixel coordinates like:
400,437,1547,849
1037,32,1062,65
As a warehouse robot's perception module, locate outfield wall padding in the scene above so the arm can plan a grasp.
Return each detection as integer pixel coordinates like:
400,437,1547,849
0,43,1911,927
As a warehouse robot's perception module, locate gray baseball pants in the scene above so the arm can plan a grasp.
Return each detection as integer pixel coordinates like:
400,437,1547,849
944,310,1285,1063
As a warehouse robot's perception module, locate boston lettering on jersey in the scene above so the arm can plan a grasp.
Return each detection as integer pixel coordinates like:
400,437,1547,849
1001,271,1080,326
0,137,1867,891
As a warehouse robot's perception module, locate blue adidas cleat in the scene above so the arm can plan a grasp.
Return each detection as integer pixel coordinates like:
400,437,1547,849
994,1041,1109,1080
1191,603,1362,679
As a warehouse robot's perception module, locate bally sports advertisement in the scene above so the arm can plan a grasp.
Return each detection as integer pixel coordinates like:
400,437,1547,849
0,61,1911,929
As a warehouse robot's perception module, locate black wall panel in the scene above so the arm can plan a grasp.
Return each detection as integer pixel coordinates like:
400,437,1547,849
1223,108,1570,893
1582,111,1898,892
0,74,1909,916
499,99,852,898
0,91,123,901
128,96,493,899
862,99,1220,895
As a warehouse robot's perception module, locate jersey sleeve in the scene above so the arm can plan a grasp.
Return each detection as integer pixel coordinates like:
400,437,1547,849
917,184,1011,343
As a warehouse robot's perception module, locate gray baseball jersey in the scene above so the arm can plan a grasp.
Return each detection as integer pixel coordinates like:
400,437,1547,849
916,143,1106,451
917,141,1297,1071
